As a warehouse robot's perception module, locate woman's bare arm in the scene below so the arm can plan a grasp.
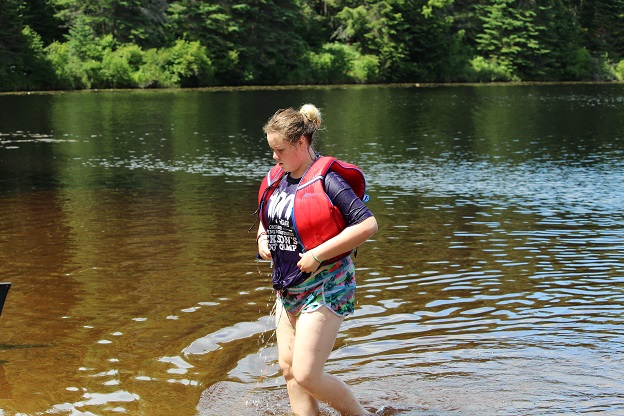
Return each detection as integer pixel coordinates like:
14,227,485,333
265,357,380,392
297,216,378,272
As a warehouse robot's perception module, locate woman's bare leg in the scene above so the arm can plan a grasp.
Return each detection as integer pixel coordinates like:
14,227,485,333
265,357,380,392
291,306,371,415
275,300,320,416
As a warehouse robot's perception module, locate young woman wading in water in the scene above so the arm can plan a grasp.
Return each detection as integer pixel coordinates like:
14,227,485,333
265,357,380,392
255,104,378,415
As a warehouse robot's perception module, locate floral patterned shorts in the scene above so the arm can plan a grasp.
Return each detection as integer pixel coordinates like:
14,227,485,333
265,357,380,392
277,256,356,317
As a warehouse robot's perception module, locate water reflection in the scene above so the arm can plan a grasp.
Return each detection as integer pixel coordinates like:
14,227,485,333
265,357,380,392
0,85,623,415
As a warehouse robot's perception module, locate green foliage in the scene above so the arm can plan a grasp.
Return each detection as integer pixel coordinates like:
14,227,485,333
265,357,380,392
227,0,309,85
18,25,57,88
579,0,624,57
46,35,213,89
302,43,351,84
333,1,407,80
45,40,90,89
591,53,621,82
53,0,168,48
22,0,65,44
475,0,549,80
467,56,518,82
164,39,214,87
616,60,624,81
0,0,26,89
134,48,172,88
563,47,594,81
532,1,586,81
301,42,380,84
0,0,58,91
3,0,624,90
390,1,472,82
165,0,240,84
101,43,144,88
352,54,381,83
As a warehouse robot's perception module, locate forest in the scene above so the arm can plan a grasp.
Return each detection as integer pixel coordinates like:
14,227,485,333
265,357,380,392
2,0,624,91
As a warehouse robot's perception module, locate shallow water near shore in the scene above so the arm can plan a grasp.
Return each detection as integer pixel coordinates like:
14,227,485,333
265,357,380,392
1,84,624,415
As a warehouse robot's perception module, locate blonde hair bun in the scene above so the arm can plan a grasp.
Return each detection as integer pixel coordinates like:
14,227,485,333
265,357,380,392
299,103,322,127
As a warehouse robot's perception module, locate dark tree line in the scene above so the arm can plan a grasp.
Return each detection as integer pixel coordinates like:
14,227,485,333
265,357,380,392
2,0,624,91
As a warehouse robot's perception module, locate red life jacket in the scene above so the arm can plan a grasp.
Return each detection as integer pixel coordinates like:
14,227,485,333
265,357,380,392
257,156,368,264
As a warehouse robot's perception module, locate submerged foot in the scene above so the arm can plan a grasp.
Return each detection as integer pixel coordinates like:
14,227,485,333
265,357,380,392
372,405,415,415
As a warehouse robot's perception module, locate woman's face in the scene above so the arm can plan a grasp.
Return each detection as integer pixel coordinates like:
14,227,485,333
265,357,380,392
267,133,306,177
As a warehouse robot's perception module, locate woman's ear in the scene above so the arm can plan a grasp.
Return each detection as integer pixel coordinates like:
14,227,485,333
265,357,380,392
295,136,306,149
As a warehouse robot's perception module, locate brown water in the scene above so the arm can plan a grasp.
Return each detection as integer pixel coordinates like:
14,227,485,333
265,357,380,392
0,84,623,415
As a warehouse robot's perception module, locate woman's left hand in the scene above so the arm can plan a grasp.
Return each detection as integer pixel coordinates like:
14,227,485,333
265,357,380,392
297,251,321,274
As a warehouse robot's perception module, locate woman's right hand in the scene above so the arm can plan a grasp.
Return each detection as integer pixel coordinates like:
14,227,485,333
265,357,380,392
257,237,272,260
258,243,272,260
257,227,272,260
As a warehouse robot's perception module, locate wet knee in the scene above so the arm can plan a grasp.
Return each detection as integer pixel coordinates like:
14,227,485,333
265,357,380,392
291,366,320,391
279,359,295,381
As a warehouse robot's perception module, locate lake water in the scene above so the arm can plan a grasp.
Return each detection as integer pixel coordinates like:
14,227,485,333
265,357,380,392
0,84,623,415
